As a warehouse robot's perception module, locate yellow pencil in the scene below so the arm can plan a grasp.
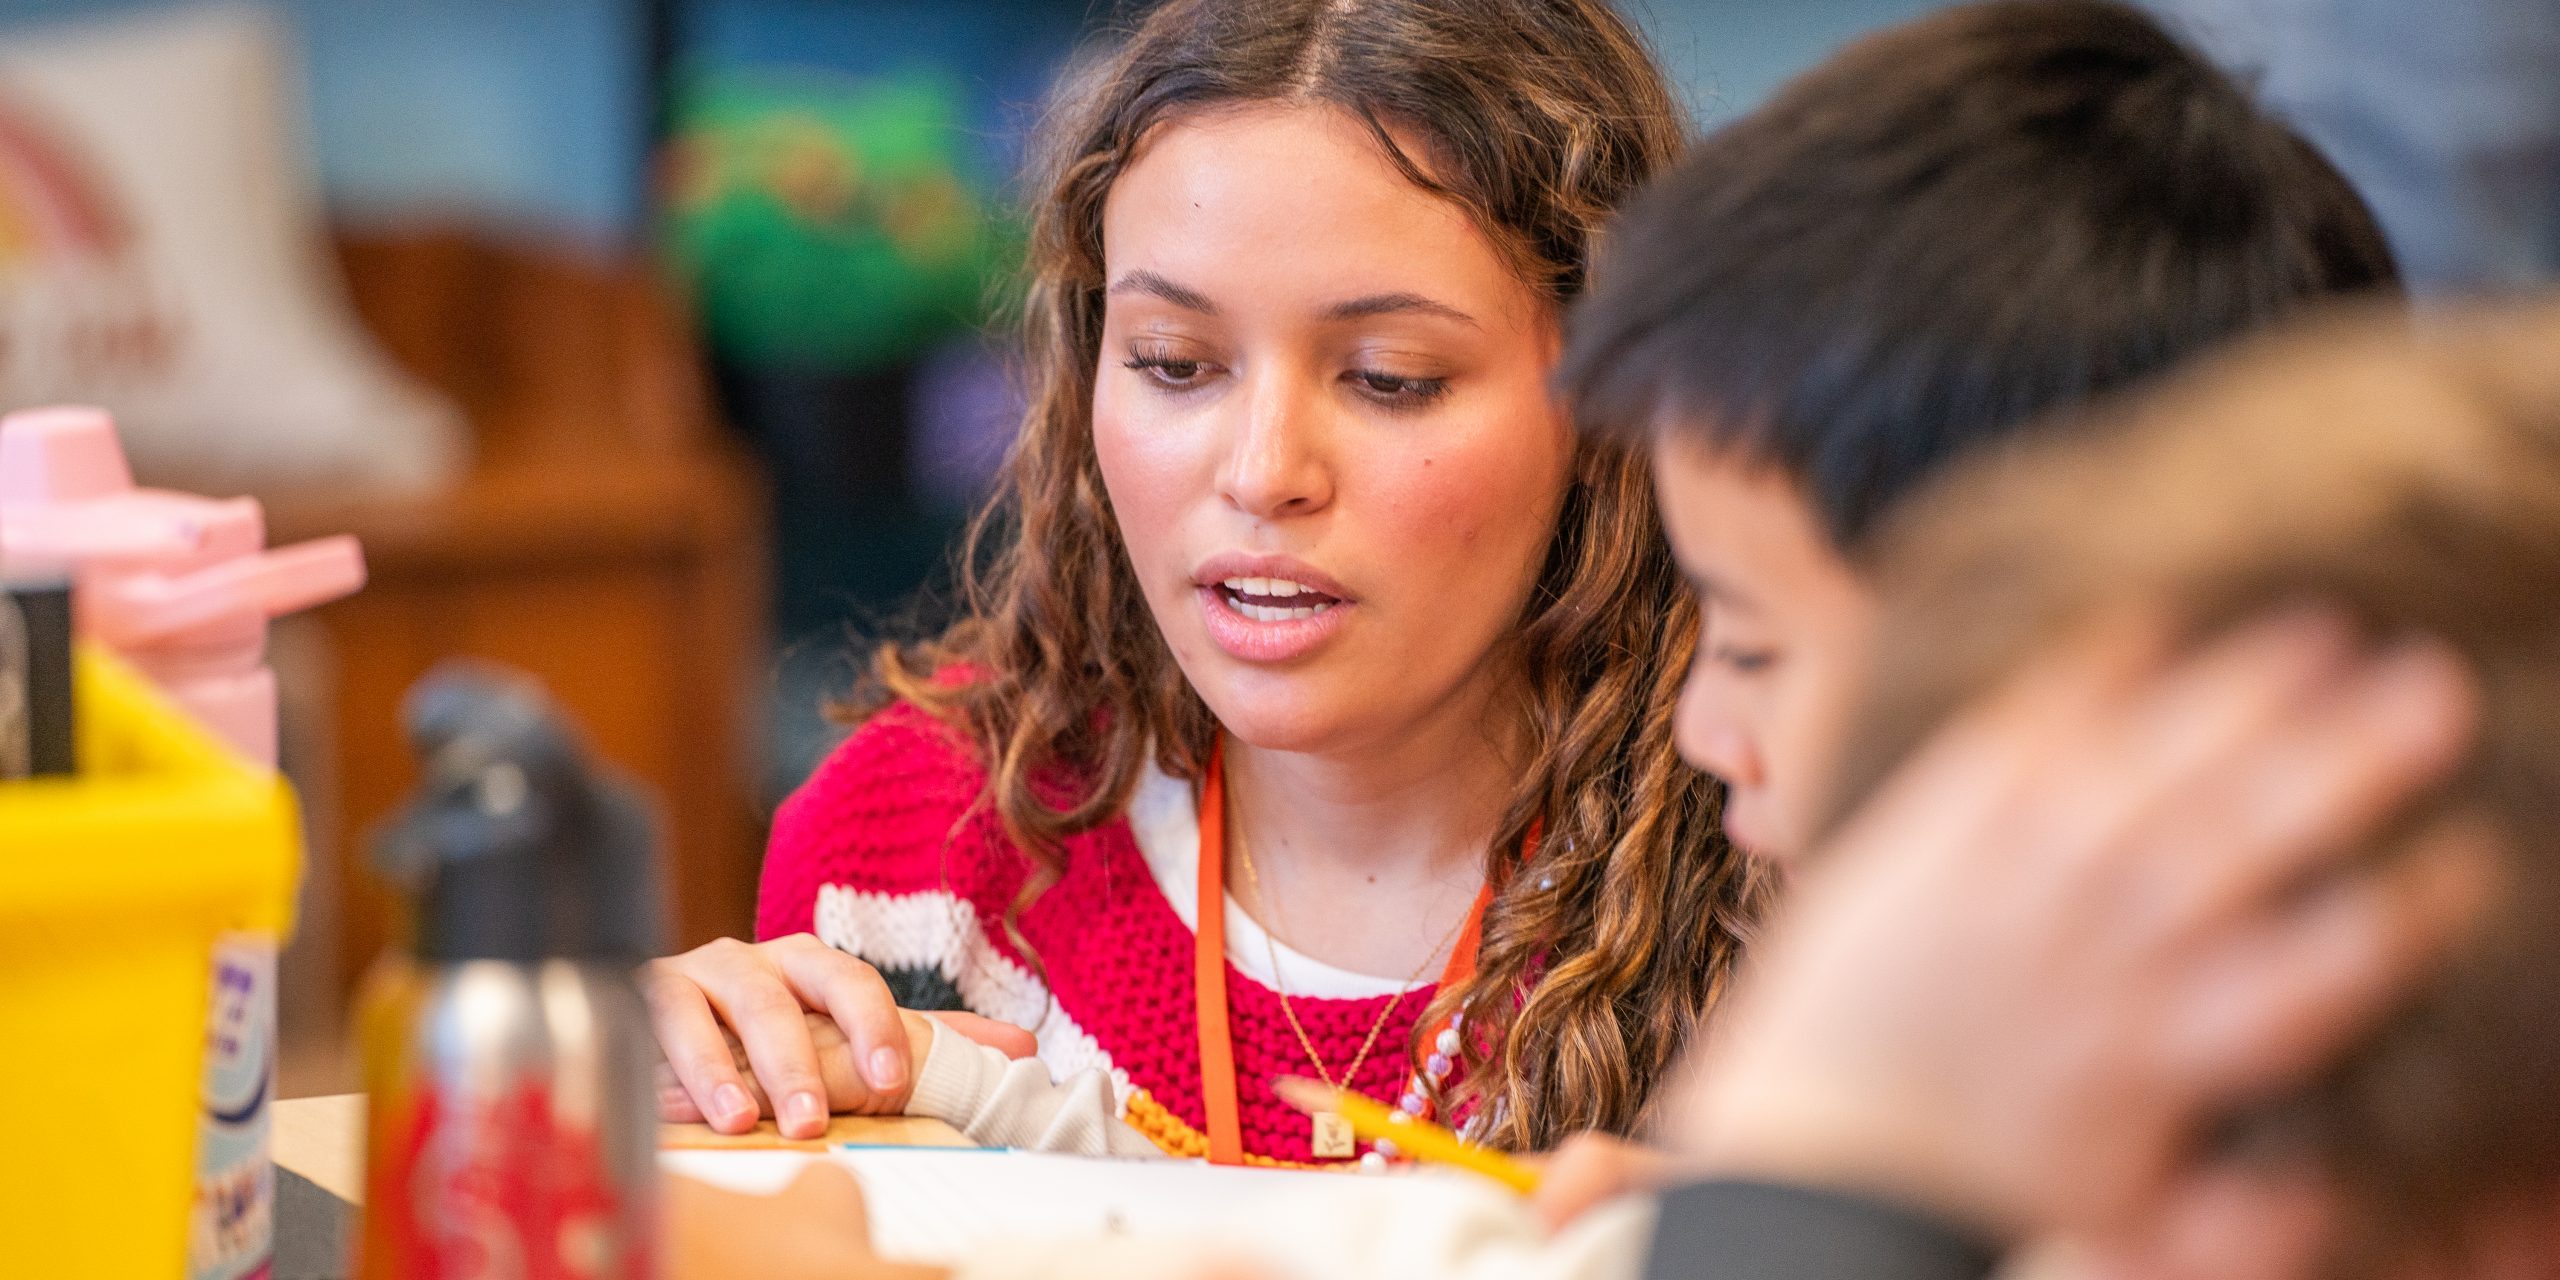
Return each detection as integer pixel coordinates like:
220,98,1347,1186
1275,1076,1542,1194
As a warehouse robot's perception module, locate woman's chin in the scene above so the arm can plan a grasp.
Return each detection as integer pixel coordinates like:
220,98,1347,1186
1186,668,1386,757
1198,695,1357,756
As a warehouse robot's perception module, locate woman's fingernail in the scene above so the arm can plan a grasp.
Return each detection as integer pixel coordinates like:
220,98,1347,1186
784,1090,826,1136
714,1083,756,1126
870,1046,905,1091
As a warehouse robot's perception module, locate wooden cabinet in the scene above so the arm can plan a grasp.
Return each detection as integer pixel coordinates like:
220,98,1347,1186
271,230,769,1030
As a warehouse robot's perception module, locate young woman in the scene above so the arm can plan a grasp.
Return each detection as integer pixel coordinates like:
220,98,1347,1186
645,0,1761,1165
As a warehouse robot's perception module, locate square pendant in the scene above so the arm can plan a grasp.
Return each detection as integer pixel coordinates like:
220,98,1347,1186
1311,1111,1355,1159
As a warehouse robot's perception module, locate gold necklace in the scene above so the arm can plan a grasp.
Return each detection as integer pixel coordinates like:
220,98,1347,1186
1236,833,1471,1159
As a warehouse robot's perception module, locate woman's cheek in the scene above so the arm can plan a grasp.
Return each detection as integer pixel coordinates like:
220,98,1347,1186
1383,415,1569,575
1371,454,1488,559
1369,463,1549,636
1090,398,1184,554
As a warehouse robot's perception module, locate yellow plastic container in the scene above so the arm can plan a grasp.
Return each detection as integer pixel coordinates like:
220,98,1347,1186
0,648,300,1279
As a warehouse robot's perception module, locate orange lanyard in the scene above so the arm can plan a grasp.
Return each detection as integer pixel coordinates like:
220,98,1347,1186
1191,742,1531,1165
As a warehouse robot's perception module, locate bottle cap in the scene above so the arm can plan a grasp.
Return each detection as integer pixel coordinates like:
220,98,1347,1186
371,663,666,962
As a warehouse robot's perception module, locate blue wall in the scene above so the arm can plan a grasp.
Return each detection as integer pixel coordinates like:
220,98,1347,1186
1635,0,1949,122
0,0,1954,244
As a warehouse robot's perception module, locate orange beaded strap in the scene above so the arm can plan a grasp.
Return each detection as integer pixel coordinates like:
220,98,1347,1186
1192,740,1534,1165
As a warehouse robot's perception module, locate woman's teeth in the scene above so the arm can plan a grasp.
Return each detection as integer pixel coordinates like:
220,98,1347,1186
1233,599,1331,621
1217,576,1339,622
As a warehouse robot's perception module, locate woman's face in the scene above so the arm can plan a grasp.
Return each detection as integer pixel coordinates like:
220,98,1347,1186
1093,103,1574,758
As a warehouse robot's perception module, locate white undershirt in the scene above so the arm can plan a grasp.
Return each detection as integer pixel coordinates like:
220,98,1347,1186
1125,759,1422,1001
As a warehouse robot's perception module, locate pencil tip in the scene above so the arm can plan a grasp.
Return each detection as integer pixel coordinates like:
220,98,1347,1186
1273,1075,1333,1114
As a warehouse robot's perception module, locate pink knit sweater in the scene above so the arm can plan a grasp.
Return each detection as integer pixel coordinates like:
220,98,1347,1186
759,701,1439,1163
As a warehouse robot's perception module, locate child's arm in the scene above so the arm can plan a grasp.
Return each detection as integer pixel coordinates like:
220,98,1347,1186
904,1017,1168,1158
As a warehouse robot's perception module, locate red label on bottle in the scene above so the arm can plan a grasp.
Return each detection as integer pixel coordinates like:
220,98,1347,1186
370,1081,653,1280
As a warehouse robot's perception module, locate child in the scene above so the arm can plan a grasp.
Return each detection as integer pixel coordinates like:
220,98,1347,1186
1555,0,2400,862
648,0,1761,1165
1648,296,2560,1280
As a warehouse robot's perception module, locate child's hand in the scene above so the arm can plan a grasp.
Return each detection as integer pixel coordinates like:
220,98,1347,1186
657,1008,1037,1130
644,933,1036,1139
1529,1133,1676,1230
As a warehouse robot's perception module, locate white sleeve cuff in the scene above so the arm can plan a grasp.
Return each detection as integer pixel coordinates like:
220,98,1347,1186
903,1016,1164,1158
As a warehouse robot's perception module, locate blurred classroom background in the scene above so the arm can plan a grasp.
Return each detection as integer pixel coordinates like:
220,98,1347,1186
0,0,2544,1096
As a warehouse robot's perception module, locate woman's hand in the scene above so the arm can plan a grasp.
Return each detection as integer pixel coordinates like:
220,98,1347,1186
1663,611,2495,1245
645,933,1036,1139
653,1008,926,1130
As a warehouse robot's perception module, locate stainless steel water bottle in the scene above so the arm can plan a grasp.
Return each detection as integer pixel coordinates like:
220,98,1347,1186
356,665,668,1280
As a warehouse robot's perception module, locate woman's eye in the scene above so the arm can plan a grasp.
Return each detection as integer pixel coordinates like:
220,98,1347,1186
1124,354,1213,388
1347,369,1450,405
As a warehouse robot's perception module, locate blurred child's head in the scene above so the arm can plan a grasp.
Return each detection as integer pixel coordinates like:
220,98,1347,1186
1559,0,2399,859
877,0,1764,1151
1829,299,2560,1275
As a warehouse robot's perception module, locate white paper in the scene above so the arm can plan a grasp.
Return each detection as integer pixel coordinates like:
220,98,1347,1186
661,1147,1411,1263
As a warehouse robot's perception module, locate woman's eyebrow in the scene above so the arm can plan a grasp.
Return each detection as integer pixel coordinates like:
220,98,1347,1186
1108,270,1218,314
1325,292,1479,327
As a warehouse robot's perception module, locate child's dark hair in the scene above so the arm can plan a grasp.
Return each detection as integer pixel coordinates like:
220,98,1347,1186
1557,0,2401,552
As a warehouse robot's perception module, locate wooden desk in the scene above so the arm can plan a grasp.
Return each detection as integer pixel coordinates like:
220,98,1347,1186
274,1094,971,1207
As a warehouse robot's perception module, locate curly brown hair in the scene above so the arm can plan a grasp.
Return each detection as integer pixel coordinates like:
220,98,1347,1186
857,0,1763,1150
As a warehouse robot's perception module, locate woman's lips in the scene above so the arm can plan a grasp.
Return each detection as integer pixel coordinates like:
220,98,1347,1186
1195,581,1352,662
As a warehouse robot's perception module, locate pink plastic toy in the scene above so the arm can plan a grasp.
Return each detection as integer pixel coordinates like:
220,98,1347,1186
0,404,365,767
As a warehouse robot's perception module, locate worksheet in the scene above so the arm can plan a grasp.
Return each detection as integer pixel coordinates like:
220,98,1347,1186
662,1146,1422,1262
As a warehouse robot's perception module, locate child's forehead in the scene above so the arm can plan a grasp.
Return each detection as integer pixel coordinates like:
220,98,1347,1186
1648,432,1825,536
1649,434,1867,604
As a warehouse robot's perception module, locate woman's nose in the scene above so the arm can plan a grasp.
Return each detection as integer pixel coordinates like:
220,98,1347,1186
1217,370,1335,519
